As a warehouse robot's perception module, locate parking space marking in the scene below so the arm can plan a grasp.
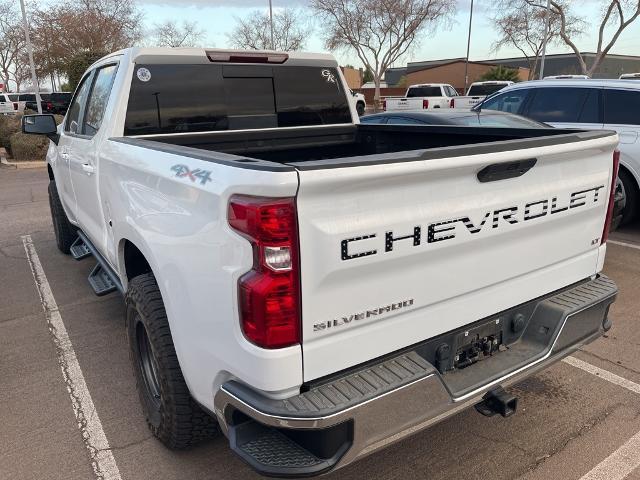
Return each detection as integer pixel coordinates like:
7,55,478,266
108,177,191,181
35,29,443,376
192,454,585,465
579,430,640,480
22,235,122,480
608,240,640,251
563,356,640,395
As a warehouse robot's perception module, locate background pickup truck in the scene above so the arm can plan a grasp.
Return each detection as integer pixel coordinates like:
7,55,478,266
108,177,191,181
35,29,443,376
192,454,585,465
451,80,514,109
24,47,619,478
383,83,458,111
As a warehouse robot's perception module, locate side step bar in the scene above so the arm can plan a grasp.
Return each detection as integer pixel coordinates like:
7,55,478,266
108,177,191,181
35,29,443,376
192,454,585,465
74,231,124,296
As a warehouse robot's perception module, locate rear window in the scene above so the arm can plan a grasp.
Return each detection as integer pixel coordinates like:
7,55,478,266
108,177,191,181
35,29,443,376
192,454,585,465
124,64,351,135
604,89,640,125
50,93,71,101
467,84,508,96
406,86,442,97
19,94,35,102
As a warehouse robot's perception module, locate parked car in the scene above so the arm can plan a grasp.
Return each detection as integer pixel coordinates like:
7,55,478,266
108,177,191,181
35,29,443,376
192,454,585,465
543,74,590,79
383,83,458,111
23,47,619,478
619,73,640,80
451,81,514,109
25,92,72,114
349,89,366,115
361,109,544,128
0,93,17,115
475,78,640,226
6,92,39,113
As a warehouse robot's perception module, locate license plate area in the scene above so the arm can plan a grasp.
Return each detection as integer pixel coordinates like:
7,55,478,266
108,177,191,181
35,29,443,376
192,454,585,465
452,319,505,370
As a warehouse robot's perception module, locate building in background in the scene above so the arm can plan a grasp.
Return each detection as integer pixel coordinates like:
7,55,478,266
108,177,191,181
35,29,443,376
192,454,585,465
340,66,363,89
485,52,640,79
382,52,640,89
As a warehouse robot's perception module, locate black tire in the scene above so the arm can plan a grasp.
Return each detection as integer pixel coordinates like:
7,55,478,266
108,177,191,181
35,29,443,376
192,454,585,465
356,101,365,116
48,180,76,254
619,168,638,226
126,273,219,449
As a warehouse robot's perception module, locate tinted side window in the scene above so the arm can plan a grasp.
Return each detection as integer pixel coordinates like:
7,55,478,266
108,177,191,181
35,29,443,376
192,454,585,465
480,89,529,114
65,74,93,133
386,117,425,125
526,87,598,123
604,89,640,125
360,116,387,124
83,64,118,136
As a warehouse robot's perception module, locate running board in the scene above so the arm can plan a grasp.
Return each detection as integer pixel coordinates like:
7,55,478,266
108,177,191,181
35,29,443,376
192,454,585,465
70,236,91,260
76,231,124,296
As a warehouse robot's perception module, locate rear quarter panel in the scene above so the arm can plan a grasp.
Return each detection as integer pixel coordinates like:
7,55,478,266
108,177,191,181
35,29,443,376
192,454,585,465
98,139,303,407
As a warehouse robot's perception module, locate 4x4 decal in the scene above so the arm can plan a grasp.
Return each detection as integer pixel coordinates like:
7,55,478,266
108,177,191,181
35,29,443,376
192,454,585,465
170,164,212,185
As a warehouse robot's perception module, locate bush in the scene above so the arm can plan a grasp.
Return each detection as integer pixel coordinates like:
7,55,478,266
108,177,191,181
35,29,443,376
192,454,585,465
0,115,22,152
9,131,49,161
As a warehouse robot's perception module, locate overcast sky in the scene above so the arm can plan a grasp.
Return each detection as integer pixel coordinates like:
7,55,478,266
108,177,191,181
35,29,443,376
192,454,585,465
139,0,640,69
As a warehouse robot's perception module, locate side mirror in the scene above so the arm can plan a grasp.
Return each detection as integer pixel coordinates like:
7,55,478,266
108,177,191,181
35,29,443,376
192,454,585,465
22,114,59,144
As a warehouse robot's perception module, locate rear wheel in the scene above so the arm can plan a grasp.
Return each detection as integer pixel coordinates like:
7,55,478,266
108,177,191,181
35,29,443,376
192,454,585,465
619,169,638,226
48,180,76,254
126,273,219,449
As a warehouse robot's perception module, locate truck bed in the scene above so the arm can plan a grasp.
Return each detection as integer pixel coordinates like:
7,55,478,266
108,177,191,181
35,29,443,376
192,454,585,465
116,124,614,170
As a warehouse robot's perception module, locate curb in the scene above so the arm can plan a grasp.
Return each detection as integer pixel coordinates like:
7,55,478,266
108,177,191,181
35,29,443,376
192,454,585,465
0,155,46,169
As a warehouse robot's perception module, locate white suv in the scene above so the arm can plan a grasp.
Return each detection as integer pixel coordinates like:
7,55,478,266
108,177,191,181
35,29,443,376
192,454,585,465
477,79,640,225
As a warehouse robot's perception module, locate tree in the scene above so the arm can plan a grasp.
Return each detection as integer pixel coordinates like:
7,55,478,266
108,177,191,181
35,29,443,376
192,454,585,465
491,2,582,79
311,0,455,111
149,20,205,48
479,65,520,82
227,9,307,51
0,0,27,91
362,68,374,84
30,0,143,90
509,0,640,77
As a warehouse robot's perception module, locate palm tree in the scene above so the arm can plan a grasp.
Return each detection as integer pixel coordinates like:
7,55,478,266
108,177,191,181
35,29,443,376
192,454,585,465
479,65,520,82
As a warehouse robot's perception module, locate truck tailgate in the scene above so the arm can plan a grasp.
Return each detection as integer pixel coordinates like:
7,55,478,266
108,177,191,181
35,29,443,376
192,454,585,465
295,133,618,381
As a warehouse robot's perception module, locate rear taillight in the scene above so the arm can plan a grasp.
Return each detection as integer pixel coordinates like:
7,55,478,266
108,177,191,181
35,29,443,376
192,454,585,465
422,99,429,109
449,98,455,108
382,99,386,111
228,195,300,349
12,102,17,110
601,150,620,245
46,102,53,110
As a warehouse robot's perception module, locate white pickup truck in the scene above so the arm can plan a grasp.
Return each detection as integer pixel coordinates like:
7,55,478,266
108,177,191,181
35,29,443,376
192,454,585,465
383,83,458,111
23,47,619,477
451,81,514,110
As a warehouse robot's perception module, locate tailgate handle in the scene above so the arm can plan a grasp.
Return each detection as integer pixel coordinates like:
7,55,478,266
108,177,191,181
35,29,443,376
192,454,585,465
477,158,537,183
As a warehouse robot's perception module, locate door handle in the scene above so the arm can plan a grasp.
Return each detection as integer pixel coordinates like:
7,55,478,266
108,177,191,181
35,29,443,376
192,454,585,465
82,163,95,175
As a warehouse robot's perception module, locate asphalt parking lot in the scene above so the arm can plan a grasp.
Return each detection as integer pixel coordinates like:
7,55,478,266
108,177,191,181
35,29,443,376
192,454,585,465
2,166,640,480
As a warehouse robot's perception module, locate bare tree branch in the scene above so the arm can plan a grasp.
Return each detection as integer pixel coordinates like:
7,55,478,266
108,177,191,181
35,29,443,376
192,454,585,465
149,20,205,48
227,9,309,51
311,0,455,110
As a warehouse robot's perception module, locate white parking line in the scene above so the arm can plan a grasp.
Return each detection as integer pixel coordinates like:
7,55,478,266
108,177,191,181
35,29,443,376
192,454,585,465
579,430,640,480
22,235,122,480
562,356,640,480
563,356,640,395
608,239,640,251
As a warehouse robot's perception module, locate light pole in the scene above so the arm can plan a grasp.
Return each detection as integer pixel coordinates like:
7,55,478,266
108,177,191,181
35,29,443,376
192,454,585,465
539,0,551,79
19,0,41,113
463,0,474,93
269,0,274,50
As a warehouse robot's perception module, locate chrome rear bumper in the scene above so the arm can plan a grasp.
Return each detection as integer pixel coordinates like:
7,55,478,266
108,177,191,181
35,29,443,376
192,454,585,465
214,275,617,477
